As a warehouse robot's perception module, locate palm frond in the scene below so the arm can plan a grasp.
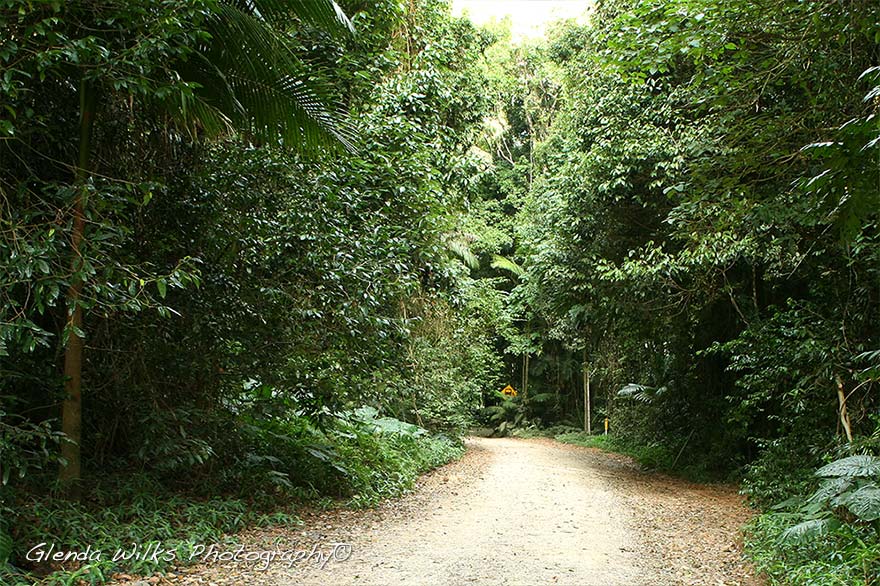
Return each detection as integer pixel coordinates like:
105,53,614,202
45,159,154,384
287,0,354,36
233,0,354,36
184,2,357,153
173,91,235,140
617,383,665,403
855,349,880,381
445,238,479,269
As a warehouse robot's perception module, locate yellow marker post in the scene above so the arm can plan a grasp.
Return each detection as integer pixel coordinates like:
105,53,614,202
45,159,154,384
604,418,609,435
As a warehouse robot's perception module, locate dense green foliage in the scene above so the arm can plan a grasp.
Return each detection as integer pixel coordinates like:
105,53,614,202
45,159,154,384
493,0,878,477
4,0,880,583
459,0,880,582
1,0,498,582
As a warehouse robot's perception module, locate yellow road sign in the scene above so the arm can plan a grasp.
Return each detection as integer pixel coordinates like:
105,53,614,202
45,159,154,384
501,385,517,397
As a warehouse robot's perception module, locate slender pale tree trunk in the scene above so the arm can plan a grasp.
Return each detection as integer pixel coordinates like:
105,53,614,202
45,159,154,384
836,374,853,443
583,349,590,434
59,79,95,497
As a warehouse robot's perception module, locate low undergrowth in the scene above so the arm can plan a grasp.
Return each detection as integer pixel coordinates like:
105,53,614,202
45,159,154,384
745,512,880,586
742,452,880,585
1,409,463,585
2,487,284,586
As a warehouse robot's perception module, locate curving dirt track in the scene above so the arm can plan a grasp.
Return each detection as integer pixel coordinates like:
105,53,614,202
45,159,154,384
172,437,764,586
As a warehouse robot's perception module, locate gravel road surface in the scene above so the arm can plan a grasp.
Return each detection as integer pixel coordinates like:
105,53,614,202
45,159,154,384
164,437,763,586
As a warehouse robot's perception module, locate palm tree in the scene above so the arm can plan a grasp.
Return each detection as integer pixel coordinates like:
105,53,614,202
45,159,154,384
59,0,357,495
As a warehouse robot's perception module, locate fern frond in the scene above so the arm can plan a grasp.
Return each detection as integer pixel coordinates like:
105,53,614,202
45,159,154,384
490,255,524,278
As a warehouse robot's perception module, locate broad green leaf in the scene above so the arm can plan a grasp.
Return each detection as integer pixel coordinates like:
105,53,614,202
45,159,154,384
816,455,880,479
841,485,880,522
777,517,841,546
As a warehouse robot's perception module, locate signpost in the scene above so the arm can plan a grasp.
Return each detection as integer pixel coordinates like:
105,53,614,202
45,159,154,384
501,385,517,397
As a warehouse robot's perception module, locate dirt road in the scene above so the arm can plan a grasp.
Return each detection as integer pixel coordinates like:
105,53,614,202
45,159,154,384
176,437,763,586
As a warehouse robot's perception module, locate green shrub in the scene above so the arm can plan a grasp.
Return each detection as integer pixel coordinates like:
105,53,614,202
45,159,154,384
741,434,827,508
335,408,464,507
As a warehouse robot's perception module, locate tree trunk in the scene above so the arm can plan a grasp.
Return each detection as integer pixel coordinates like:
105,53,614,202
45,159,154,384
583,350,591,434
836,374,853,443
59,79,95,497
555,353,560,407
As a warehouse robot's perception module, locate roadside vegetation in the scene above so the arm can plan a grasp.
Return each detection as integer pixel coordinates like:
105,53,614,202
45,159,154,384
466,0,880,583
3,409,461,584
1,1,491,583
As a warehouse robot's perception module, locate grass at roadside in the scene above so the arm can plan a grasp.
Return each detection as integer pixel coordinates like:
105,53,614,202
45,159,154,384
516,427,717,483
553,431,674,469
